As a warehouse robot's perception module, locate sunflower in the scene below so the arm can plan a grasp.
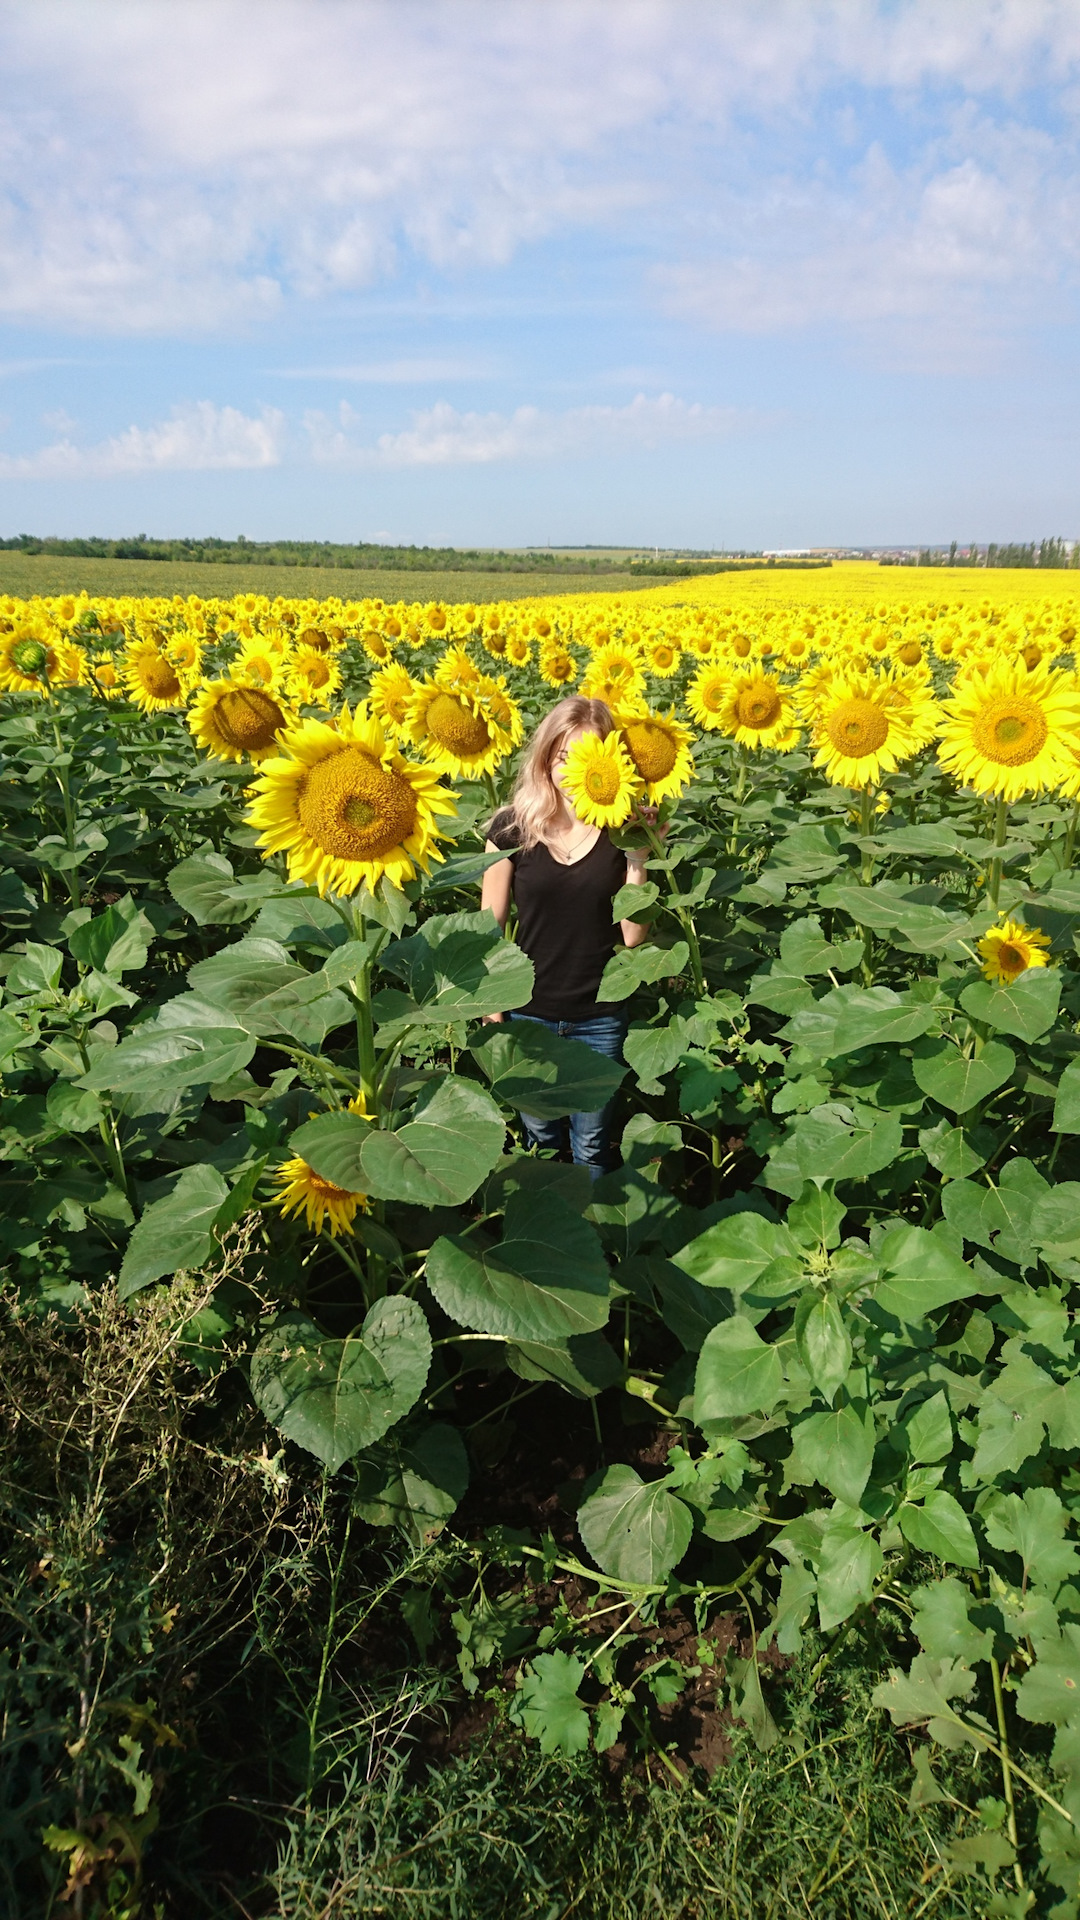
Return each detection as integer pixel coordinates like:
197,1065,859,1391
811,670,919,790
232,643,287,691
272,1155,369,1237
561,730,642,829
248,703,456,898
368,662,417,740
360,625,396,664
122,638,190,711
89,653,125,699
645,635,682,677
425,602,450,638
504,633,532,668
0,627,60,694
617,707,694,802
433,646,483,695
288,645,342,707
405,680,512,778
937,660,1080,801
685,663,729,730
717,673,800,752
189,680,292,763
297,625,334,654
476,674,523,746
539,643,578,689
168,631,203,676
51,642,89,688
977,917,1051,985
580,640,646,708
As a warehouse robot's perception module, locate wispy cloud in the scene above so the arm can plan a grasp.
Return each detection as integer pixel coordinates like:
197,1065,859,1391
305,392,758,468
268,358,501,383
0,401,285,479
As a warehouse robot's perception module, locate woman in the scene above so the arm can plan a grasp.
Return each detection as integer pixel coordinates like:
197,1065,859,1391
480,694,652,1177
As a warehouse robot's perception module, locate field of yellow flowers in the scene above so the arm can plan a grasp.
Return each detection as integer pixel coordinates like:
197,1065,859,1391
7,569,1080,1913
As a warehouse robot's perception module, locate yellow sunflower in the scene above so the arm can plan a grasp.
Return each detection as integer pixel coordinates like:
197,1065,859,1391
51,642,89,688
368,662,417,740
812,670,919,790
405,680,513,778
617,707,694,802
716,674,800,752
0,627,60,695
297,625,334,654
232,643,287,692
89,653,125,699
504,633,532,668
247,703,457,897
189,680,293,763
645,635,682,677
272,1155,369,1237
937,660,1080,802
977,917,1051,984
433,646,483,696
539,643,578,689
685,662,730,730
476,674,524,747
288,645,342,707
168,631,203,677
360,624,396,664
561,730,643,829
122,638,190,712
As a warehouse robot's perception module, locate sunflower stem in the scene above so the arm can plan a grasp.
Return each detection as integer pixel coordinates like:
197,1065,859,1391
858,787,876,885
1064,800,1080,871
726,747,749,857
987,793,1008,909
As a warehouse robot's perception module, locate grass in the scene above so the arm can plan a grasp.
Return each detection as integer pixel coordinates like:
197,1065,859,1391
0,553,656,603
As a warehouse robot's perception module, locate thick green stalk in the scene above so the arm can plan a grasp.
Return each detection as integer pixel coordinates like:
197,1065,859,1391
726,747,749,857
52,717,81,909
989,1650,1025,1892
1064,799,1080,871
348,907,378,1116
987,793,1008,909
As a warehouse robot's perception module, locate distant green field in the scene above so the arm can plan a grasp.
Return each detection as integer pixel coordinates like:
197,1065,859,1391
0,553,655,603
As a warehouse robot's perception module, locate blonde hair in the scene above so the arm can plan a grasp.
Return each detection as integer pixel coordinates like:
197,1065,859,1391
503,695,615,850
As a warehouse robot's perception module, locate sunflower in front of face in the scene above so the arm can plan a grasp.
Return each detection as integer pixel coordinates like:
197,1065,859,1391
189,680,294,764
247,702,457,897
560,730,643,829
716,673,800,752
616,705,694,802
938,659,1080,802
977,916,1051,985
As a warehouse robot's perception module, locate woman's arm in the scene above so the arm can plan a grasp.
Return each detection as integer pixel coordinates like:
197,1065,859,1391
620,849,651,948
480,840,515,1021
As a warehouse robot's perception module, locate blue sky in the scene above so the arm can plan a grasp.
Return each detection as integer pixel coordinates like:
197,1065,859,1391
0,0,1079,548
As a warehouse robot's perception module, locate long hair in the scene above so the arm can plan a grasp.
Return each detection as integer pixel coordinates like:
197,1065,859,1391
504,695,615,850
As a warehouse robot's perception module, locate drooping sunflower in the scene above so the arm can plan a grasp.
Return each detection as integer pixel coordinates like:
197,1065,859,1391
811,670,919,789
247,703,457,897
561,730,643,829
685,662,730,731
616,707,694,802
122,638,191,711
288,644,342,707
716,673,800,752
189,680,293,764
368,662,417,740
937,660,1080,802
977,917,1051,985
405,680,513,778
272,1154,369,1237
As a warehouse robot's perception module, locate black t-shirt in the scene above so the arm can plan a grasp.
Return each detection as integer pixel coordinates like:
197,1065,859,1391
488,808,628,1021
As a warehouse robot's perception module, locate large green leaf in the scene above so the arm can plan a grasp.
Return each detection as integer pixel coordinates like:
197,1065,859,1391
1052,1059,1080,1134
671,1209,801,1295
694,1318,785,1421
515,1652,591,1755
375,910,534,1031
829,988,938,1053
596,940,690,1003
900,1492,979,1568
794,1291,851,1402
506,1331,623,1398
426,1189,611,1341
788,1404,874,1508
118,1164,229,1298
296,1077,506,1208
959,968,1060,1041
577,1463,693,1586
817,1518,883,1630
910,1038,1015,1115
249,1298,431,1472
187,937,309,1011
167,851,274,926
470,1021,626,1119
68,895,151,975
868,1225,979,1322
793,1106,903,1181
79,997,256,1097
352,1422,469,1546
778,914,863,977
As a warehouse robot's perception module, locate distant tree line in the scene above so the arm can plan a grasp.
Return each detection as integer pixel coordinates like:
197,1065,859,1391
0,534,631,574
895,538,1079,569
627,556,833,578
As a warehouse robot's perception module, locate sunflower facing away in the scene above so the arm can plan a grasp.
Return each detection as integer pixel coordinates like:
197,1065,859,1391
189,680,293,763
811,670,919,789
561,730,643,829
405,680,514,778
716,673,800,752
938,660,1080,802
978,917,1051,985
247,703,456,897
684,662,729,731
272,1154,369,1237
617,707,694,802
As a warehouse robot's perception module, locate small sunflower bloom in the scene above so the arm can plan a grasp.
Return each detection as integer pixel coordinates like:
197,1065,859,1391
978,918,1051,985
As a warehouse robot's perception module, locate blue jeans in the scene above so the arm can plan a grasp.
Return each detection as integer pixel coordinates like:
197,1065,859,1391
509,1011,627,1180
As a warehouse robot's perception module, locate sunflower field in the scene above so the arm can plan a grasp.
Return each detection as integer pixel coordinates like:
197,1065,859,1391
9,575,1080,1913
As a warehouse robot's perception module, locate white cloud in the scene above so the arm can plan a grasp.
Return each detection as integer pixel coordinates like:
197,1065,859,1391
0,1,1078,339
305,392,756,467
0,401,285,479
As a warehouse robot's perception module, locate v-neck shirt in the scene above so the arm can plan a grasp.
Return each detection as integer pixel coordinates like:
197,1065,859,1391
489,808,627,1020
